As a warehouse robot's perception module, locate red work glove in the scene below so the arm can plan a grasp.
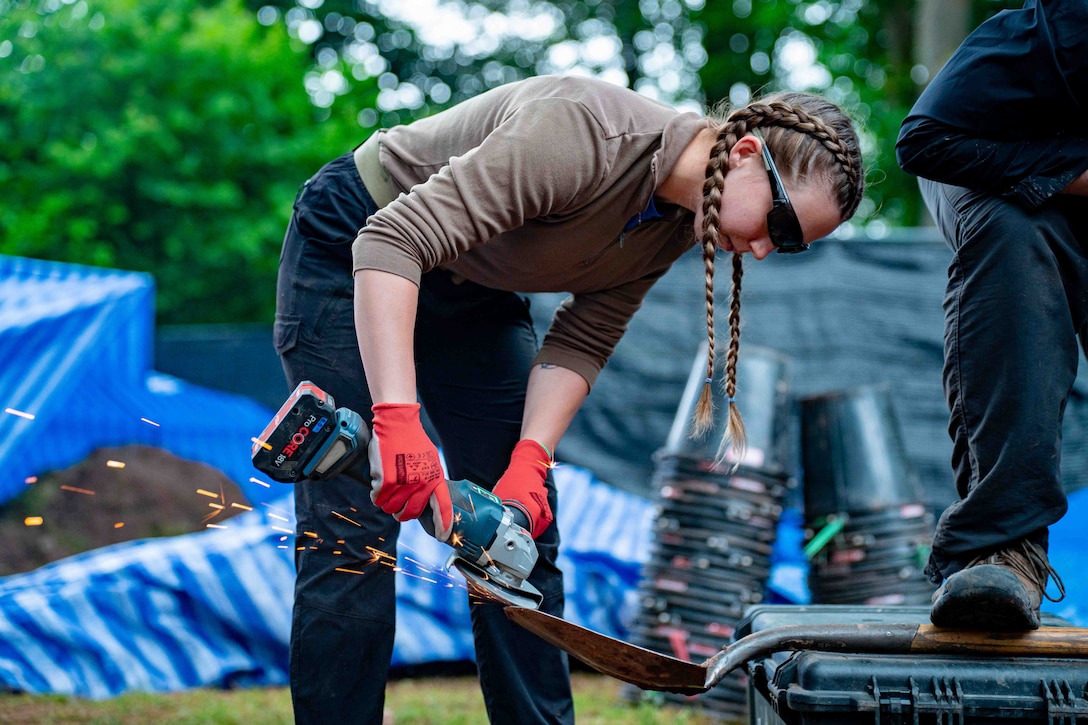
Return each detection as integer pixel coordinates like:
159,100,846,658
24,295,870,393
368,403,453,541
493,440,555,539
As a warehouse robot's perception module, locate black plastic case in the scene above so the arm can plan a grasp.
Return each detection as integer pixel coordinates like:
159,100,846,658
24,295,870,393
739,605,1086,724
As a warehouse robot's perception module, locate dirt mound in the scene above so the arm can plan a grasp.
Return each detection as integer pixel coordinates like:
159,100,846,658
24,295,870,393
0,445,250,576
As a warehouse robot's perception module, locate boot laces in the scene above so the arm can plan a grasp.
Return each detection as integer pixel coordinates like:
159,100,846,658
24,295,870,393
974,539,1066,603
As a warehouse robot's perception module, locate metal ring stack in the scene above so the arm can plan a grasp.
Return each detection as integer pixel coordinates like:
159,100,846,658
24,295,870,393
621,344,796,720
799,385,936,606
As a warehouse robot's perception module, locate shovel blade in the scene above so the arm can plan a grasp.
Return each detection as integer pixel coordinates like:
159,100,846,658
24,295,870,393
504,607,708,694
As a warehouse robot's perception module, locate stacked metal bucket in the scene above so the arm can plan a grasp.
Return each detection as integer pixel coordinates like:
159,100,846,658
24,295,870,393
799,385,936,606
621,344,796,720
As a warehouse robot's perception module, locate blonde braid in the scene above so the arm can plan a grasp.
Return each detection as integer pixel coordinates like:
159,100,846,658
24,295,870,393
690,133,732,439
720,252,747,462
690,93,863,466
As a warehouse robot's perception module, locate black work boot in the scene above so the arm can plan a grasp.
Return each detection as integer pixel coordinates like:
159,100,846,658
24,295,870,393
929,539,1065,631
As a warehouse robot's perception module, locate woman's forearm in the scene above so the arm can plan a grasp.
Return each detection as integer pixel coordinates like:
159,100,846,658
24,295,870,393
519,363,590,454
353,269,420,404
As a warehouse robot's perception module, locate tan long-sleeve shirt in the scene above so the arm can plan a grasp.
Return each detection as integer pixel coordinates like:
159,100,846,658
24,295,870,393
352,75,708,387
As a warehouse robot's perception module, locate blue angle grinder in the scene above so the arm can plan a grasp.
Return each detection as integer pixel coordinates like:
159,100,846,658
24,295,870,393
251,380,543,609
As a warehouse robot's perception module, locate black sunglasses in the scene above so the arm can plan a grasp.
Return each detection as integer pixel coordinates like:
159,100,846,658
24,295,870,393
752,129,807,254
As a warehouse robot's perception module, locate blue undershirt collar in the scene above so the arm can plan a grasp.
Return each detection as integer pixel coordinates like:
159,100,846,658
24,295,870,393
623,196,665,232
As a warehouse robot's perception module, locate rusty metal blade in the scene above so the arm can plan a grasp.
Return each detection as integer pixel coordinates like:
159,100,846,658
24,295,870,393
504,607,709,694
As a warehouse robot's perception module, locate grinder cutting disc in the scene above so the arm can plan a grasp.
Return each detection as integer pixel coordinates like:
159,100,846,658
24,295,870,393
449,555,543,609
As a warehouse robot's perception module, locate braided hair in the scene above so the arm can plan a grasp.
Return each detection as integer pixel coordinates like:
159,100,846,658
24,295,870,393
691,92,864,464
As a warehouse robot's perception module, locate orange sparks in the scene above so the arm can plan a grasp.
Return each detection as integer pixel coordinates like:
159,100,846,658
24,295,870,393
4,408,34,420
140,417,161,427
114,522,125,529
106,460,126,469
251,437,272,451
333,550,342,555
230,503,253,511
24,516,43,527
302,531,318,539
331,511,361,527
249,477,271,488
365,546,396,565
195,489,220,499
60,485,94,496
208,503,225,510
24,476,37,485
335,567,367,575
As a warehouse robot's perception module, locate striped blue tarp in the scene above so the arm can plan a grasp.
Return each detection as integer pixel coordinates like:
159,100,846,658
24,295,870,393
0,464,654,698
0,254,657,697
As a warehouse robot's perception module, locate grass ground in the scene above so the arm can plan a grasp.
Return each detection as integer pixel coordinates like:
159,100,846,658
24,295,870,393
0,673,732,724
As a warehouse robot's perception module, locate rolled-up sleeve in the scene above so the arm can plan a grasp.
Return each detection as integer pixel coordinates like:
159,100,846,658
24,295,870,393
533,270,666,388
897,119,1088,210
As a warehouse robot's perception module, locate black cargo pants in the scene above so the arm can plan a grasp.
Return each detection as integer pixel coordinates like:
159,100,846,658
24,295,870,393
275,152,573,725
920,178,1088,583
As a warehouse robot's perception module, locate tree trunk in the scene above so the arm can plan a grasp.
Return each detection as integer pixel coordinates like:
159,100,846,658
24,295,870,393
913,0,971,82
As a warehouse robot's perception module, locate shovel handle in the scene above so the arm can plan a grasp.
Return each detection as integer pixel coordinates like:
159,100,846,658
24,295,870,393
703,624,1088,690
909,624,1088,656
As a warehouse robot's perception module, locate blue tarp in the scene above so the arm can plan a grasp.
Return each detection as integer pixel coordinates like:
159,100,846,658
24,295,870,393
0,254,655,697
0,255,279,508
0,464,654,698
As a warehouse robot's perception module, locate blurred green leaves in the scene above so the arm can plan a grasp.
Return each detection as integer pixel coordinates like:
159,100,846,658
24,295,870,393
0,0,368,323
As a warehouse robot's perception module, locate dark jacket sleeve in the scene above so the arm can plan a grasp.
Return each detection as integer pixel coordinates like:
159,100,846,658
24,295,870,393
896,118,1088,210
896,0,1088,210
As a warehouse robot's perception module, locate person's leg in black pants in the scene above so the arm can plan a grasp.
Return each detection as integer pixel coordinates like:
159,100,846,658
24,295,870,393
276,153,394,725
414,271,574,725
920,178,1087,627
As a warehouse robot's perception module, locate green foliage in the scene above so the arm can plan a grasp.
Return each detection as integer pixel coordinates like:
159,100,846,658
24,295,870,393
245,0,660,125
256,0,1023,229
0,0,370,323
694,0,1021,227
0,0,1030,324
